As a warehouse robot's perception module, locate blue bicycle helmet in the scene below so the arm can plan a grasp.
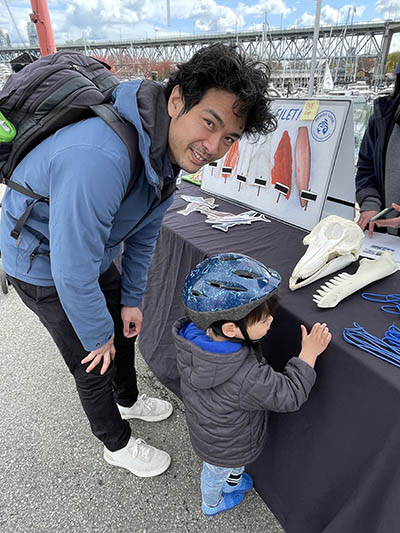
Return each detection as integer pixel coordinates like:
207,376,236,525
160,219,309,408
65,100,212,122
183,253,281,330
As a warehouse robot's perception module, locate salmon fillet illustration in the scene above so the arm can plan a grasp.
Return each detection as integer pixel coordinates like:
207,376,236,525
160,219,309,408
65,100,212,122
271,130,292,199
221,140,239,181
295,126,311,208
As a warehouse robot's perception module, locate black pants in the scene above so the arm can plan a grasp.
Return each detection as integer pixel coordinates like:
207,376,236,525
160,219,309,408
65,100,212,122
8,263,137,451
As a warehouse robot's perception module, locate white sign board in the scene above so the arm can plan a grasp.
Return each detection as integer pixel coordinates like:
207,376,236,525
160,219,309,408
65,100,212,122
201,98,355,231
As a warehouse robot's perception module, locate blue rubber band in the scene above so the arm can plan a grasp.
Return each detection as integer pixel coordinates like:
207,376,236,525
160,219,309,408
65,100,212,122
343,322,400,369
361,293,400,315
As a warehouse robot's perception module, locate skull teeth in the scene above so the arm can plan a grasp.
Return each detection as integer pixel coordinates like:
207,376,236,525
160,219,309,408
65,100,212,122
313,251,398,308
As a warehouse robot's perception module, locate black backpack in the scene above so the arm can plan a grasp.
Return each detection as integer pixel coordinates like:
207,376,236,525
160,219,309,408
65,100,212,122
0,50,143,240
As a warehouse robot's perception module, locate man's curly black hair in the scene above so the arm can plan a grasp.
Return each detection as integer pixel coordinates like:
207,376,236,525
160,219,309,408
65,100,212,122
165,43,277,137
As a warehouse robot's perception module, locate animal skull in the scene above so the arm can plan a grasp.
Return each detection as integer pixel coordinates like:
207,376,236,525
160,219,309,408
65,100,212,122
312,251,398,308
289,215,364,291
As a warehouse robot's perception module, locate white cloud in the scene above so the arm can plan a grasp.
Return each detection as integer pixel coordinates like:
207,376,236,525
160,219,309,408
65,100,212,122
353,5,366,18
190,0,245,33
0,0,386,46
248,22,264,31
0,2,32,45
322,6,343,25
295,12,314,27
376,0,400,20
390,32,400,51
1,0,179,43
63,0,140,37
238,0,291,17
294,3,365,28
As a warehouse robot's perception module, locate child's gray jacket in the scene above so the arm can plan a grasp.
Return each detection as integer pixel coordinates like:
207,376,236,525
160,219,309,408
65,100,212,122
173,317,316,467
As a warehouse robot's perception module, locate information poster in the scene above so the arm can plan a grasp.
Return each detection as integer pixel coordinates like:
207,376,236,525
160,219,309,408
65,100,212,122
201,98,354,231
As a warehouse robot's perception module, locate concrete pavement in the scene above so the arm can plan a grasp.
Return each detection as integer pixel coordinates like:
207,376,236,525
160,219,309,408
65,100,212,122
0,285,284,533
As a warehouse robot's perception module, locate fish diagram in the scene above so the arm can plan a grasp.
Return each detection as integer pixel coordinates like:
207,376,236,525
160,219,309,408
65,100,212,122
213,126,318,211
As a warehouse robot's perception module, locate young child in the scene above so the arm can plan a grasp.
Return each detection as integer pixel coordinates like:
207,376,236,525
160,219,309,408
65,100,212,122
172,252,331,517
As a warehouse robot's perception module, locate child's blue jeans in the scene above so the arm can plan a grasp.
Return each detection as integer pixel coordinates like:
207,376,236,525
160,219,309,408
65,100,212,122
201,461,245,507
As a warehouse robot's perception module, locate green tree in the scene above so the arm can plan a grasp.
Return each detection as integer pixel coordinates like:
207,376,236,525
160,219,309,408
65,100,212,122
386,51,400,73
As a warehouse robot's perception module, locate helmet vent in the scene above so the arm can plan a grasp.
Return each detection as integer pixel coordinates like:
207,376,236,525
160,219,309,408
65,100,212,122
208,281,247,292
234,270,259,279
191,290,203,296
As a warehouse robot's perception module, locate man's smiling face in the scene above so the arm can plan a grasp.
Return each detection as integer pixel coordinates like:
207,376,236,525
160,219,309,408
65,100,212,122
167,86,245,173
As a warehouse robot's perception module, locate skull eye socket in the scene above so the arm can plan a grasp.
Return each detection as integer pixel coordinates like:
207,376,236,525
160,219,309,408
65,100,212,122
326,251,341,262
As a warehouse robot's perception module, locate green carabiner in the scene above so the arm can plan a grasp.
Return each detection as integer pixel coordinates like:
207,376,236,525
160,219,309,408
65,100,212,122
0,111,16,142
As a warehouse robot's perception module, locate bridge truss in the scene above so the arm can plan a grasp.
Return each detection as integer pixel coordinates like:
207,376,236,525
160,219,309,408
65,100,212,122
1,20,400,84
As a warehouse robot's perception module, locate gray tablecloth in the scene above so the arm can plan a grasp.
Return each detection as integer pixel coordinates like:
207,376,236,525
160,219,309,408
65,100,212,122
139,181,400,533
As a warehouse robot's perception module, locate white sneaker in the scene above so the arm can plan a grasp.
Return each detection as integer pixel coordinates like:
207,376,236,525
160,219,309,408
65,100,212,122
104,437,171,477
117,394,173,422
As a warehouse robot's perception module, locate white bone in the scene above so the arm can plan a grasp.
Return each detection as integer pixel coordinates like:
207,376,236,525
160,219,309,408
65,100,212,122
313,251,399,308
289,215,364,291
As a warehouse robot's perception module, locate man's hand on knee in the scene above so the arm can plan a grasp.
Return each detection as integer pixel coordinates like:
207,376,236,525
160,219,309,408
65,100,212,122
81,335,116,375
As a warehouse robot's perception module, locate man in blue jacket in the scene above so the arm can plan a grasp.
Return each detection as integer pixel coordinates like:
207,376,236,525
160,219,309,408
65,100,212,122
0,43,276,477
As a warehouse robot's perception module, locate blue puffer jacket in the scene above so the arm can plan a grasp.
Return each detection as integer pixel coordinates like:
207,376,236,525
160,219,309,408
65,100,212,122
0,80,177,350
173,318,316,468
356,95,399,207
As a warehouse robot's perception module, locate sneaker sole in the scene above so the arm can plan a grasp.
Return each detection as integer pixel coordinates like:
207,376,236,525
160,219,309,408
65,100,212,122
103,450,171,478
203,507,228,517
119,403,173,422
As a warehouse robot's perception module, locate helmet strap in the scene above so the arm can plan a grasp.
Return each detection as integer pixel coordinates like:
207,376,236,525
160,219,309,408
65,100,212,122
210,319,265,366
236,318,265,366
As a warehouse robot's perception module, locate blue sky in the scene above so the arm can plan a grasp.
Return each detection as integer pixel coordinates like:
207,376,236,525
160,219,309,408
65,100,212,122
1,1,400,49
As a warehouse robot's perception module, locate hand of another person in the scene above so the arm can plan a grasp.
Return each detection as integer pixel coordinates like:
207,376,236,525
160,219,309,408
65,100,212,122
374,202,400,230
357,210,379,238
121,306,143,338
81,335,116,375
298,322,332,368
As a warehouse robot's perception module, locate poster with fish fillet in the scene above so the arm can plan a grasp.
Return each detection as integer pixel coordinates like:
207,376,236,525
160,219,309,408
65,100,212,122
201,98,355,231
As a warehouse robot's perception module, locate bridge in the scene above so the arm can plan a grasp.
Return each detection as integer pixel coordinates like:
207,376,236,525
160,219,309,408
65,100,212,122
1,19,400,84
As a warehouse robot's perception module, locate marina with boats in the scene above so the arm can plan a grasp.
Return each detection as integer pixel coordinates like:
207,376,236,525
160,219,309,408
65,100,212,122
2,6,398,155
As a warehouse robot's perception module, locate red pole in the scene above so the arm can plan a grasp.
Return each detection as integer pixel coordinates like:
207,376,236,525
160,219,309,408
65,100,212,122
30,0,56,56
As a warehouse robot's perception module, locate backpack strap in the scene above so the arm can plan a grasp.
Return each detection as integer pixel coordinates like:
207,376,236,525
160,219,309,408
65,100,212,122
4,178,49,240
8,104,143,240
3,178,48,201
90,103,143,199
10,197,49,240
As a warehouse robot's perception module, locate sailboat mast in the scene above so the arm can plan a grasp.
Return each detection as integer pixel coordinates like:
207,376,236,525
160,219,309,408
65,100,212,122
30,0,56,56
167,0,171,26
308,0,322,96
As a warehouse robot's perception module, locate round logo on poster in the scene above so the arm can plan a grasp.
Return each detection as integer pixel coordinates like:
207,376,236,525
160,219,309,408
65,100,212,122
311,110,336,142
